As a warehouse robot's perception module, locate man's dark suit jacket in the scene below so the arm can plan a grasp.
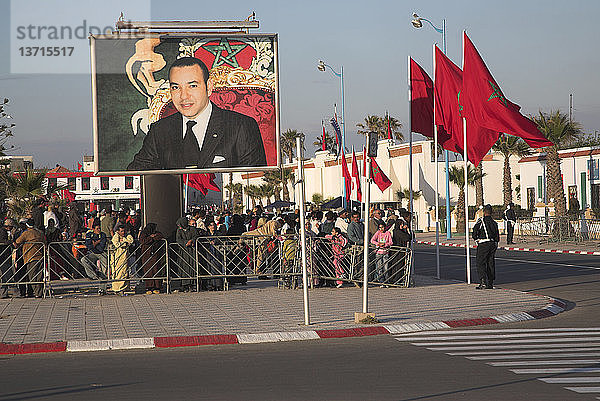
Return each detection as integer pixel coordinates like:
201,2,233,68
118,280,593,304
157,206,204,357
127,103,267,171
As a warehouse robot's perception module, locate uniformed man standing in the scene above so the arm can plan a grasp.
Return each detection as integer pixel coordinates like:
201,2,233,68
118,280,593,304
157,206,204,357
472,205,499,289
503,202,517,244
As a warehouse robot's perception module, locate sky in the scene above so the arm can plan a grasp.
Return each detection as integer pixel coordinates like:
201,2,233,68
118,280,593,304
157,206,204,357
0,0,599,168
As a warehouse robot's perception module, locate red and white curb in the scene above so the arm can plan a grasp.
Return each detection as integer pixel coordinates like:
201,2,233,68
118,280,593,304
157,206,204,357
417,240,600,255
0,298,566,355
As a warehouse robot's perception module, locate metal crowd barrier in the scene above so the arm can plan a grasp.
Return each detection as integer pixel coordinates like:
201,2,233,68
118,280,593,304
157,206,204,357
517,216,600,243
0,233,413,297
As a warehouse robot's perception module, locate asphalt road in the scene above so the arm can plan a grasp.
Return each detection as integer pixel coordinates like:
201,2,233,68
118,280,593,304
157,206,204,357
0,245,598,400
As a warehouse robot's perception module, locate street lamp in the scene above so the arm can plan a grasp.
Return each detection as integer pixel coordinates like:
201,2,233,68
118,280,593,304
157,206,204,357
411,12,452,240
317,59,347,208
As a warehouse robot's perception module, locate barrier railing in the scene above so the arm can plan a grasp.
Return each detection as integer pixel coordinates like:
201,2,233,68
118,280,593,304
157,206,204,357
517,216,600,243
0,234,412,297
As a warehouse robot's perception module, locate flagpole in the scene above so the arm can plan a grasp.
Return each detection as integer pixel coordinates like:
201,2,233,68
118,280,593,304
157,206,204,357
335,103,347,210
432,45,441,280
362,154,371,313
296,136,310,325
407,56,415,283
184,174,189,214
462,31,472,285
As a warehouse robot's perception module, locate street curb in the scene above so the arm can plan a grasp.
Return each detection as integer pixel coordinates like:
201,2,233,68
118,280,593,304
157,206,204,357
416,240,600,255
0,297,567,355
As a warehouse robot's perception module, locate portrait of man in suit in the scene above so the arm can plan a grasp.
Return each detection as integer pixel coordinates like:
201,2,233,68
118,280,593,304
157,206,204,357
127,57,267,171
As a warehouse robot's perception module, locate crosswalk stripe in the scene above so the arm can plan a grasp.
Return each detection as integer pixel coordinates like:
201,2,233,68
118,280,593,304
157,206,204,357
468,352,600,360
408,337,600,346
510,368,600,374
449,347,600,355
394,332,600,341
426,343,600,351
393,328,600,336
564,387,600,393
540,378,600,384
490,359,600,366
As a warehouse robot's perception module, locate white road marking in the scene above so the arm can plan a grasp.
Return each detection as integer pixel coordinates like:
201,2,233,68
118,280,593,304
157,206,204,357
564,387,600,393
540,378,600,384
490,359,600,366
510,368,600,374
449,347,600,356
410,337,600,346
424,343,600,351
395,328,600,336
468,352,600,360
395,332,600,341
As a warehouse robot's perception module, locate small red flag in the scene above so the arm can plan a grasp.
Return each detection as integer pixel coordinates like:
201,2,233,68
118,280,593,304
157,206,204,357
340,151,352,204
410,58,434,138
322,122,327,151
370,157,392,192
462,32,552,149
61,189,76,202
351,149,362,202
199,173,221,192
77,162,82,171
183,174,207,195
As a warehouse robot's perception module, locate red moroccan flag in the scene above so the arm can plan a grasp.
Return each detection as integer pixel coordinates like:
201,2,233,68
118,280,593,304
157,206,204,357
410,58,434,138
351,149,362,202
435,45,499,165
340,151,352,204
321,122,327,151
199,173,221,192
184,174,207,195
462,32,553,149
370,157,392,192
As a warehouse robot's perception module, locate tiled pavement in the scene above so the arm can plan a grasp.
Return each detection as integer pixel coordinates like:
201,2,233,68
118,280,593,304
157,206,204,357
0,275,554,345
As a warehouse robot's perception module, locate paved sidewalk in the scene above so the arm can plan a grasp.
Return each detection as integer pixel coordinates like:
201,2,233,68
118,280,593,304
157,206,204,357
0,275,563,353
417,231,600,255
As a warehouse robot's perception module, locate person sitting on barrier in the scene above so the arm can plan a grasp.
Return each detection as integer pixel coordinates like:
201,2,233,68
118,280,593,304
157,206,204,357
110,225,134,294
13,219,46,298
82,223,108,282
370,222,393,286
242,218,283,277
325,226,348,288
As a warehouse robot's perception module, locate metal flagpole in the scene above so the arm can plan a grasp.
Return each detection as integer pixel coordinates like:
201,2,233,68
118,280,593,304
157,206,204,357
407,56,415,282
362,154,371,313
184,174,189,213
462,118,471,284
432,45,441,279
296,136,310,325
461,31,471,284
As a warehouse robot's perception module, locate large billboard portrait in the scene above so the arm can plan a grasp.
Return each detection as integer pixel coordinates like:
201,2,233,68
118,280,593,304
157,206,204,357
91,33,279,175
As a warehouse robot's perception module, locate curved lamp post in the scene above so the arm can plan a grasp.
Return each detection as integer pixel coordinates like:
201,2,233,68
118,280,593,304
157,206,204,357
411,13,452,241
317,59,347,208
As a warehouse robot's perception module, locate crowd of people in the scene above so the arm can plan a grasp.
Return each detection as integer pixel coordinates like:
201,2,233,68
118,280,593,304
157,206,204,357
0,199,415,298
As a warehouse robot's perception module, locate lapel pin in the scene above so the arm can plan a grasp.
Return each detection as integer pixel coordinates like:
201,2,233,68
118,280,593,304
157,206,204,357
213,133,218,137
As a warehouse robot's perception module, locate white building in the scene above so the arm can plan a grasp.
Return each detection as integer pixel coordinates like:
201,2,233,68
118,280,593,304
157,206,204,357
228,139,521,231
518,146,600,212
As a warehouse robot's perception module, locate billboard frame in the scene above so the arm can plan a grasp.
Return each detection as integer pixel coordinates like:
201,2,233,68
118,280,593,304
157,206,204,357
90,31,280,176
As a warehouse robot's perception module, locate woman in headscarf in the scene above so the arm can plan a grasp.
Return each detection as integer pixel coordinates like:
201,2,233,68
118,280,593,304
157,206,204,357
175,216,198,292
139,223,164,294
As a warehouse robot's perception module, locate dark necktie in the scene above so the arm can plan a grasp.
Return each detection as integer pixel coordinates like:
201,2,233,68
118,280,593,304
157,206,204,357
182,121,200,166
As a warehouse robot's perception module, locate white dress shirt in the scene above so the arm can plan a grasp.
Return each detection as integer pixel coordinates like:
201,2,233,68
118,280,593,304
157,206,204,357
182,102,212,150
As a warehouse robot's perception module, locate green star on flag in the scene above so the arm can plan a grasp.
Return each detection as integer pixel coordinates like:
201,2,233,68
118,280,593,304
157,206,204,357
203,38,247,68
487,80,508,107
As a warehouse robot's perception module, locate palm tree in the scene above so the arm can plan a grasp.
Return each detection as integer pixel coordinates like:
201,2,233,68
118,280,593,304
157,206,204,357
258,183,275,205
224,182,243,210
1,169,47,219
280,167,295,202
312,193,324,206
474,164,484,208
533,110,581,217
448,164,484,233
262,170,282,201
493,134,532,206
280,129,305,163
356,114,403,141
395,186,422,211
313,130,335,152
244,184,261,208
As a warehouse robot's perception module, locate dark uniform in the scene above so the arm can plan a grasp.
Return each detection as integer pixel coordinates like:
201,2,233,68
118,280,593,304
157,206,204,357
472,214,499,289
503,205,516,244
